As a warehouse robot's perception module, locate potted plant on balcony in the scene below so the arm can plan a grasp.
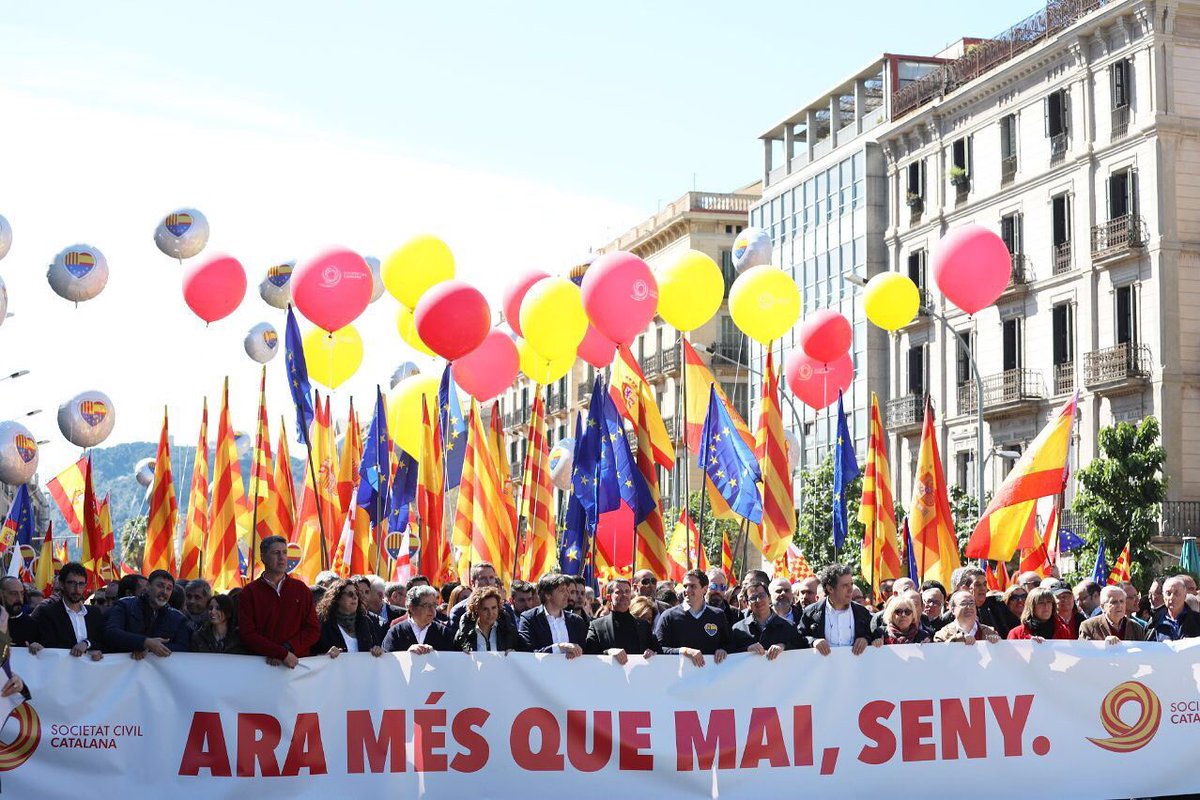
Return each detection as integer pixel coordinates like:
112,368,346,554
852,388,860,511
950,165,970,187
905,192,923,210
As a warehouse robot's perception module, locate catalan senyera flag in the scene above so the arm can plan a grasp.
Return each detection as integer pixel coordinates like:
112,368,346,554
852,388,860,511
249,368,276,574
632,398,669,579
34,523,55,597
610,345,675,469
208,378,245,591
417,399,449,584
1108,540,1132,585
519,393,557,582
274,417,296,543
754,351,794,563
452,402,517,586
906,397,961,592
681,339,753,454
334,399,362,536
316,395,341,557
720,529,737,584
178,400,209,581
142,408,178,575
490,402,519,581
966,393,1078,561
47,457,89,536
858,393,901,596
293,393,336,575
666,509,708,581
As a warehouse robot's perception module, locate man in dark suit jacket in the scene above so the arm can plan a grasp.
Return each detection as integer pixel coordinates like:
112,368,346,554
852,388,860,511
519,573,587,656
585,578,656,663
799,565,880,655
27,562,104,660
381,585,456,653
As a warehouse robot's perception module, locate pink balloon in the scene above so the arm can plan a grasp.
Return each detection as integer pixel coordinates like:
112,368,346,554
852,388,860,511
932,224,1012,315
798,309,852,363
182,254,246,324
414,280,491,362
292,248,373,333
453,330,519,402
503,269,550,337
580,251,658,346
577,324,617,369
784,350,854,410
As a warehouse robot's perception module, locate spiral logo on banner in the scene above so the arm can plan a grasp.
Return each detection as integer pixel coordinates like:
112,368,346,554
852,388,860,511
0,702,41,771
1087,681,1161,753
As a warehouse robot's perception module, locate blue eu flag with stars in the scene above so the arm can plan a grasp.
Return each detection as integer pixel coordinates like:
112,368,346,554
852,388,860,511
561,412,590,577
356,387,391,526
284,305,315,443
832,390,860,550
698,385,762,524
440,365,468,490
1090,539,1109,586
597,382,656,524
386,449,419,538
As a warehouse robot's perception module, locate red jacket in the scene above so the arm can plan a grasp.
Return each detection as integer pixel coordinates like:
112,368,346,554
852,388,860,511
238,575,320,659
1006,617,1073,641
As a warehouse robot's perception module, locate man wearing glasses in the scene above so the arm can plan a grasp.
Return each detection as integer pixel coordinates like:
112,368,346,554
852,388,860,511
383,585,457,653
26,563,104,660
448,562,516,634
634,569,670,614
732,583,806,657
706,567,740,625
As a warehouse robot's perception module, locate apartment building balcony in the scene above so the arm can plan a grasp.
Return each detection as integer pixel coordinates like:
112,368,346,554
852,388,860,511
1001,156,1017,186
639,353,662,378
1161,501,1200,538
577,380,593,405
547,391,568,415
957,369,1045,417
1083,343,1152,394
898,289,933,330
885,393,926,434
660,346,680,374
1111,105,1130,140
1050,133,1068,164
1053,361,1075,396
1052,241,1073,276
1090,215,1147,264
1000,254,1032,297
504,409,526,431
906,195,923,226
664,416,680,443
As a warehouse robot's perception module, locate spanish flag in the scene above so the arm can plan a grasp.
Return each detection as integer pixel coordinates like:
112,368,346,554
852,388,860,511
334,399,361,536
858,393,901,596
178,400,209,581
34,523,55,597
610,345,675,469
1108,540,1132,585
906,398,960,592
47,457,89,536
208,378,245,591
666,509,708,581
519,393,558,582
754,352,794,563
142,408,178,575
966,393,1077,561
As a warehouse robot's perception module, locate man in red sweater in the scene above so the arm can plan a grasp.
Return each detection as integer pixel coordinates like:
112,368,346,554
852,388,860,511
238,535,319,668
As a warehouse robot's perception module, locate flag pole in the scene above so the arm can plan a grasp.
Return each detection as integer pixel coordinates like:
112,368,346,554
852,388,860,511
681,334,692,569
248,365,266,583
299,414,329,572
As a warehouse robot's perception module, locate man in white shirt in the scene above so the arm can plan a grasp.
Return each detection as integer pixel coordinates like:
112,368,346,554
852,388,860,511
799,564,880,656
28,562,104,660
381,585,454,653
518,573,586,656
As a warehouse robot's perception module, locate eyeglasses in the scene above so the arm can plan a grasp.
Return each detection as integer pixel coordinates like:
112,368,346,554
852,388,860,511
710,584,728,593
893,608,913,617
638,578,656,585
1010,593,1028,601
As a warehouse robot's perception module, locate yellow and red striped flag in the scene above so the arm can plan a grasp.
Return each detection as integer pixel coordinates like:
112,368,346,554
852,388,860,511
274,417,296,541
967,394,1078,561
79,457,103,591
1108,540,1132,585
142,408,178,575
754,352,794,563
632,397,668,579
858,392,901,596
519,393,558,581
334,399,362,536
489,401,519,582
906,397,961,591
46,457,88,536
249,368,276,572
610,345,675,469
666,509,708,581
417,398,449,583
721,529,737,585
207,378,245,591
35,523,55,597
452,402,517,586
95,495,120,584
292,393,336,574
178,400,209,581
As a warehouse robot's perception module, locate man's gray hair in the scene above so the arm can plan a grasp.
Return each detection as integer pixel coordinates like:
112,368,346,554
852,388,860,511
407,584,439,608
367,575,385,592
1099,585,1126,604
951,566,985,589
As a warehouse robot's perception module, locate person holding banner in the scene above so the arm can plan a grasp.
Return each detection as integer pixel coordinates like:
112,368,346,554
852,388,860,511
1079,585,1149,644
26,563,104,660
0,577,34,646
382,585,456,653
652,569,732,666
878,594,931,645
731,582,805,656
455,586,519,654
933,591,1001,644
799,564,878,655
238,536,320,668
105,570,192,658
518,573,587,657
315,579,385,658
191,594,245,654
585,579,656,663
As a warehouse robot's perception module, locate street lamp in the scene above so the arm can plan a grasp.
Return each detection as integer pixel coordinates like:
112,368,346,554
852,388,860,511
0,370,29,382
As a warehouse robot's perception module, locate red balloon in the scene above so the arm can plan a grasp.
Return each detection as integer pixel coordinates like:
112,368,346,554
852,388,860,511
932,224,1012,315
292,248,373,333
453,330,519,402
580,251,658,345
784,350,854,410
798,309,852,363
414,280,491,362
182,254,246,324
577,324,616,369
503,269,550,337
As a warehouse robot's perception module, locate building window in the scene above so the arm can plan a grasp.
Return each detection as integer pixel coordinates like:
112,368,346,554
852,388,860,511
1045,89,1069,162
1000,212,1023,283
1107,169,1137,220
721,381,750,421
906,160,925,211
720,248,736,298
1111,59,1131,139
950,137,971,195
955,331,974,387
1116,284,1138,346
1002,317,1024,372
907,344,927,396
1000,114,1018,184
1052,194,1072,274
1052,302,1075,394
955,451,975,495
906,250,927,292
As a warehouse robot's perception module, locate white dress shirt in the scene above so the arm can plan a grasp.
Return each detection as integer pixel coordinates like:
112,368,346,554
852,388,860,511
824,602,856,647
546,611,569,645
413,620,431,645
66,604,89,645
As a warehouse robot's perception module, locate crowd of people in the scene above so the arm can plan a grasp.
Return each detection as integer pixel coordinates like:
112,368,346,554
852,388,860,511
1,535,1198,692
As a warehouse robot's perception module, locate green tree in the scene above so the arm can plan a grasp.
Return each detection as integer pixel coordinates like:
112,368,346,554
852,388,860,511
947,485,981,557
120,515,148,568
685,490,744,573
1069,417,1166,590
795,455,863,573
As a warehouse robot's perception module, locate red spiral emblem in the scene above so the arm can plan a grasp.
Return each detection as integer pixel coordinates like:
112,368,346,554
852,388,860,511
0,702,41,771
1087,680,1161,753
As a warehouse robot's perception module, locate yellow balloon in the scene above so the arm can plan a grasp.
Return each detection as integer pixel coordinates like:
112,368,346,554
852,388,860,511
863,272,921,331
656,249,723,332
382,234,455,308
396,304,436,357
728,265,801,345
303,325,363,389
517,337,575,385
388,374,440,457
518,277,587,360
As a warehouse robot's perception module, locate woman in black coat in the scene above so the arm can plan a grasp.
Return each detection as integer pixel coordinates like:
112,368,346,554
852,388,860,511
315,579,384,658
192,594,247,654
454,586,519,653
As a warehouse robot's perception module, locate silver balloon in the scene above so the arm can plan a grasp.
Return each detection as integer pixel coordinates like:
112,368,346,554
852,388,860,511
244,322,279,364
0,420,38,485
154,208,210,260
548,437,574,492
0,276,7,328
235,431,252,458
0,214,11,262
134,457,155,488
389,361,420,389
365,256,385,303
732,227,772,272
259,261,295,309
57,390,116,448
48,244,109,303
784,428,801,476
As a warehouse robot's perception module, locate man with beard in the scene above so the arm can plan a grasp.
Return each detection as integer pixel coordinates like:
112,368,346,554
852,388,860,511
105,569,192,657
0,576,33,646
27,562,105,659
706,567,739,625
585,578,656,663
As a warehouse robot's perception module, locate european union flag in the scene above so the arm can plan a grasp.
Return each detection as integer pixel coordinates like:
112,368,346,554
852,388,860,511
440,365,468,490
699,385,762,524
561,413,590,577
386,450,419,537
284,305,314,443
1,485,35,549
832,391,860,550
1090,539,1109,585
903,519,919,582
573,379,605,526
356,387,391,526
597,384,655,523
1057,525,1085,553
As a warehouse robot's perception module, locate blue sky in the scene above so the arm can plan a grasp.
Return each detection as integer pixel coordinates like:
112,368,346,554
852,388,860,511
0,2,1030,475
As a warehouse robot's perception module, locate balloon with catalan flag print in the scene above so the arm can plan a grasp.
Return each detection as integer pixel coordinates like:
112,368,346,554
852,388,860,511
48,244,108,303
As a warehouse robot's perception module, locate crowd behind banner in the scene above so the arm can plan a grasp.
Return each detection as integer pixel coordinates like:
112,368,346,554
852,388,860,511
1,533,1197,697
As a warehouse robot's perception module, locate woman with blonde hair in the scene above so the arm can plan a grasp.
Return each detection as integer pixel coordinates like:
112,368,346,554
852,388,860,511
879,594,931,644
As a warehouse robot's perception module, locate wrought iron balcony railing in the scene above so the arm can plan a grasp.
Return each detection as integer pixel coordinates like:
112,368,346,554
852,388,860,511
1053,241,1073,275
1111,105,1130,140
885,393,926,431
1083,342,1151,386
1053,361,1075,396
1090,214,1146,259
957,369,1045,415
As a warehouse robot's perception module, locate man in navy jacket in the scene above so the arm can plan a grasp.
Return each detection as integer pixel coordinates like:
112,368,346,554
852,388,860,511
382,585,456,653
518,573,587,656
105,569,192,657
799,564,880,655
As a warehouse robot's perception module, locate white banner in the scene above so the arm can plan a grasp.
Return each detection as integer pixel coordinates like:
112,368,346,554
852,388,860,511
4,640,1200,798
